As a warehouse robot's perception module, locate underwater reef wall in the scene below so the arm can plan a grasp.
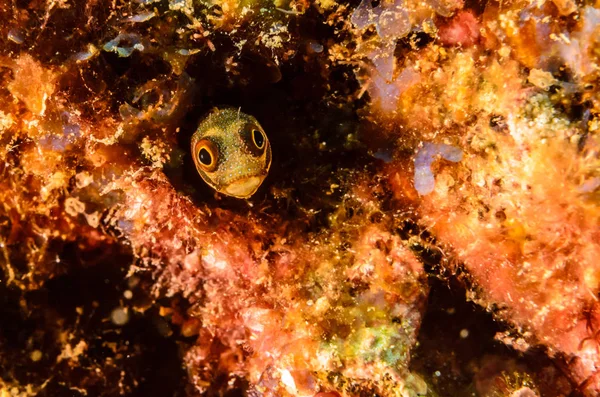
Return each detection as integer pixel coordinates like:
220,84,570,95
0,0,599,396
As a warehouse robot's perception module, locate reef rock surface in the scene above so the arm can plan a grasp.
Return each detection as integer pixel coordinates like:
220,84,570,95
0,0,599,396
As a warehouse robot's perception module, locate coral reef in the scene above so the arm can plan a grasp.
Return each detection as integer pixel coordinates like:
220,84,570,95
0,0,599,395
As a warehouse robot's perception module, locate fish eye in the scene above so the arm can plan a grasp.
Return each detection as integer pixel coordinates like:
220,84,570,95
195,139,218,172
199,148,211,165
252,129,265,149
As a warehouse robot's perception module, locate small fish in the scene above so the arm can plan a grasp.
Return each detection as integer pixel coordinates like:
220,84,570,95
191,108,272,198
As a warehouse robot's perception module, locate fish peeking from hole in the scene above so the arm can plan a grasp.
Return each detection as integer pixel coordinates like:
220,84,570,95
191,108,272,198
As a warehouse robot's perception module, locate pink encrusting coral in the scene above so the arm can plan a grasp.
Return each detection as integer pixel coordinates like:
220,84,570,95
437,10,480,47
417,122,600,392
368,1,600,393
109,170,430,396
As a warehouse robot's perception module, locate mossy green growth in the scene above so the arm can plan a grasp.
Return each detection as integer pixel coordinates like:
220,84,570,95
326,324,411,367
521,93,572,138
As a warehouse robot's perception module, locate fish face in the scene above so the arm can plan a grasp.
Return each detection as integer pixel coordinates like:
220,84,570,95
191,108,272,198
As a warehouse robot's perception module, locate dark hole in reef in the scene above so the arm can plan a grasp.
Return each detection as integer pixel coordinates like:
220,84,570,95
495,209,507,221
395,219,421,240
59,52,175,119
462,0,488,15
168,30,373,233
0,236,189,396
396,31,435,55
411,274,511,395
14,0,33,8
489,114,507,131
411,270,569,396
45,245,186,396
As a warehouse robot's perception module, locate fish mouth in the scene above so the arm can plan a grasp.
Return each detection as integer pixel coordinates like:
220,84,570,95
224,175,266,198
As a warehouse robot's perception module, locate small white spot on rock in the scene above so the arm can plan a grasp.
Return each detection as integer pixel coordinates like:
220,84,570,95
110,307,129,326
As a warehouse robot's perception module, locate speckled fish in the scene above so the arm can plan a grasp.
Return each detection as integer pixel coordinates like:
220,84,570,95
191,108,272,198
